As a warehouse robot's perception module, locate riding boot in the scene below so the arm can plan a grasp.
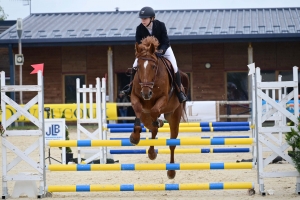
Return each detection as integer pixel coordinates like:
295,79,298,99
175,71,188,103
121,69,136,96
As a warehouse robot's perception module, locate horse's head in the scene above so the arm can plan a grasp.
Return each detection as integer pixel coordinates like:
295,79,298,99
135,40,158,100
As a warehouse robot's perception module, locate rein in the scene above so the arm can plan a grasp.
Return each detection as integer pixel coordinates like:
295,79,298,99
137,56,159,89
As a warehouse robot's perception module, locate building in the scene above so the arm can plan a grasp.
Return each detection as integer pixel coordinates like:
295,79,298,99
0,20,16,86
0,8,300,104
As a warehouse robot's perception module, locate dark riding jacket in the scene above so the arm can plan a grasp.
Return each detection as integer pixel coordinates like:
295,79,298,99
135,20,170,54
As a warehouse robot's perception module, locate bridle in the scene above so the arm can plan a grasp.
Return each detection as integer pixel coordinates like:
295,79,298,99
137,56,159,89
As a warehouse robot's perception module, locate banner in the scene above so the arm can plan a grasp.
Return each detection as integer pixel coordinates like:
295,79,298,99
4,100,296,123
1,103,118,122
158,101,217,122
185,101,217,122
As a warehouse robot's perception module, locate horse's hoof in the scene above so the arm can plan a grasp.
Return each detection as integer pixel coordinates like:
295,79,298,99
167,170,176,179
152,119,165,128
129,134,140,145
148,152,157,160
158,119,164,128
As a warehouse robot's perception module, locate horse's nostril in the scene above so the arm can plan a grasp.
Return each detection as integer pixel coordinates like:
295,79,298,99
149,91,152,96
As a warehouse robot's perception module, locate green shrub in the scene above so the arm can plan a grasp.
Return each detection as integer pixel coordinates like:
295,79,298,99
286,118,300,173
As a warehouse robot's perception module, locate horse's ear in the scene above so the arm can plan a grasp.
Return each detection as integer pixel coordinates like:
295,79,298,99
149,43,155,55
135,42,141,53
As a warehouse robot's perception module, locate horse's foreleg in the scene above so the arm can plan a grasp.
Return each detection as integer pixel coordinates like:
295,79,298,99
148,127,158,160
150,96,167,122
166,107,182,179
147,97,167,160
167,135,178,179
130,117,142,145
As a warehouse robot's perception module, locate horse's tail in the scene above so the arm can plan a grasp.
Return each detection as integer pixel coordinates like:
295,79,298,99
180,71,189,122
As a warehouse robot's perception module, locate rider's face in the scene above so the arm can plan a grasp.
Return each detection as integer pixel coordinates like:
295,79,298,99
141,18,151,26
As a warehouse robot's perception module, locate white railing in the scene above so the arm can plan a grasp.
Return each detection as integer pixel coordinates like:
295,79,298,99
1,70,45,198
254,66,300,195
76,77,107,164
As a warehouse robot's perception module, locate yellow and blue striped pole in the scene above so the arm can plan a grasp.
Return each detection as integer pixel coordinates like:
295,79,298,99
109,126,251,133
110,136,250,140
105,122,251,128
47,162,254,171
47,182,254,192
109,147,252,154
46,138,254,147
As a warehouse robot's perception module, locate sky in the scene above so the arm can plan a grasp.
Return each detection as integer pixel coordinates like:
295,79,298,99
1,0,300,20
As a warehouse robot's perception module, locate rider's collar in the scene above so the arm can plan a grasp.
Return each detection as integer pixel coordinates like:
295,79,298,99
146,21,153,28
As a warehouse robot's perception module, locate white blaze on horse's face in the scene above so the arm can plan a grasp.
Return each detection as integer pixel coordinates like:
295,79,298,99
143,60,148,69
139,59,153,100
143,60,149,80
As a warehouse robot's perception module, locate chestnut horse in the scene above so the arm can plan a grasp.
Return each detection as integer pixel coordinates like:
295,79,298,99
129,36,189,179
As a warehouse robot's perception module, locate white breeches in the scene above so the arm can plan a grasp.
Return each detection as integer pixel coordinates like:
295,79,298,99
133,47,178,72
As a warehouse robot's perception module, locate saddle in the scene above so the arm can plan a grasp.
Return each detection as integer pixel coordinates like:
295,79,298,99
159,57,175,83
158,57,182,97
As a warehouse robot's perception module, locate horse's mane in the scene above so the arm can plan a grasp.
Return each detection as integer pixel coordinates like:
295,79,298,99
135,36,159,58
141,36,159,48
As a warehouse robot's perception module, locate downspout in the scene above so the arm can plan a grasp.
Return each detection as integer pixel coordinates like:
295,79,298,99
8,44,15,101
248,43,253,101
107,46,114,102
107,46,115,123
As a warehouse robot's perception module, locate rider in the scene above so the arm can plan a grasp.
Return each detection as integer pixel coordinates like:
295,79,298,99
121,6,187,103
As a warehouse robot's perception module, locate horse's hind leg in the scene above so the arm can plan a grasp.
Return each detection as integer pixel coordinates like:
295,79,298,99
147,127,158,160
147,119,163,160
167,145,177,179
165,108,181,179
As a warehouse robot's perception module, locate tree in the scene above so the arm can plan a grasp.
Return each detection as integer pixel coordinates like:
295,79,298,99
0,5,8,21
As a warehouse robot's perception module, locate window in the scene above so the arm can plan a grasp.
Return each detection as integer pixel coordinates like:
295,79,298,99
260,70,275,82
279,71,300,95
64,75,85,103
227,72,248,101
279,71,300,82
227,70,278,101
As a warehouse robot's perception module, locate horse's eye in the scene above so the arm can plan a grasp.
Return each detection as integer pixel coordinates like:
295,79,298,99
152,65,156,70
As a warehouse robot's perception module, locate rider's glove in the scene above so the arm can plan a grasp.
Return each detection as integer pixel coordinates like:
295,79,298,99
155,49,164,57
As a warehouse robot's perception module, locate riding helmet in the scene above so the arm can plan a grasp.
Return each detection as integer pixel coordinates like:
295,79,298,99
139,7,155,18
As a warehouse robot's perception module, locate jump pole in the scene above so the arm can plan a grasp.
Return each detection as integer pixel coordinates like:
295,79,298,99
47,162,254,171
108,126,251,133
105,122,251,128
110,136,250,140
109,147,252,154
46,182,254,192
47,138,254,147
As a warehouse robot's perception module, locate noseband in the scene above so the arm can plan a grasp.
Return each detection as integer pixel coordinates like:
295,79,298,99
137,56,159,89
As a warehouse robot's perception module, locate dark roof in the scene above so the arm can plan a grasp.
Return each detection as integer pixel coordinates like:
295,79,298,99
0,20,16,35
0,8,300,46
